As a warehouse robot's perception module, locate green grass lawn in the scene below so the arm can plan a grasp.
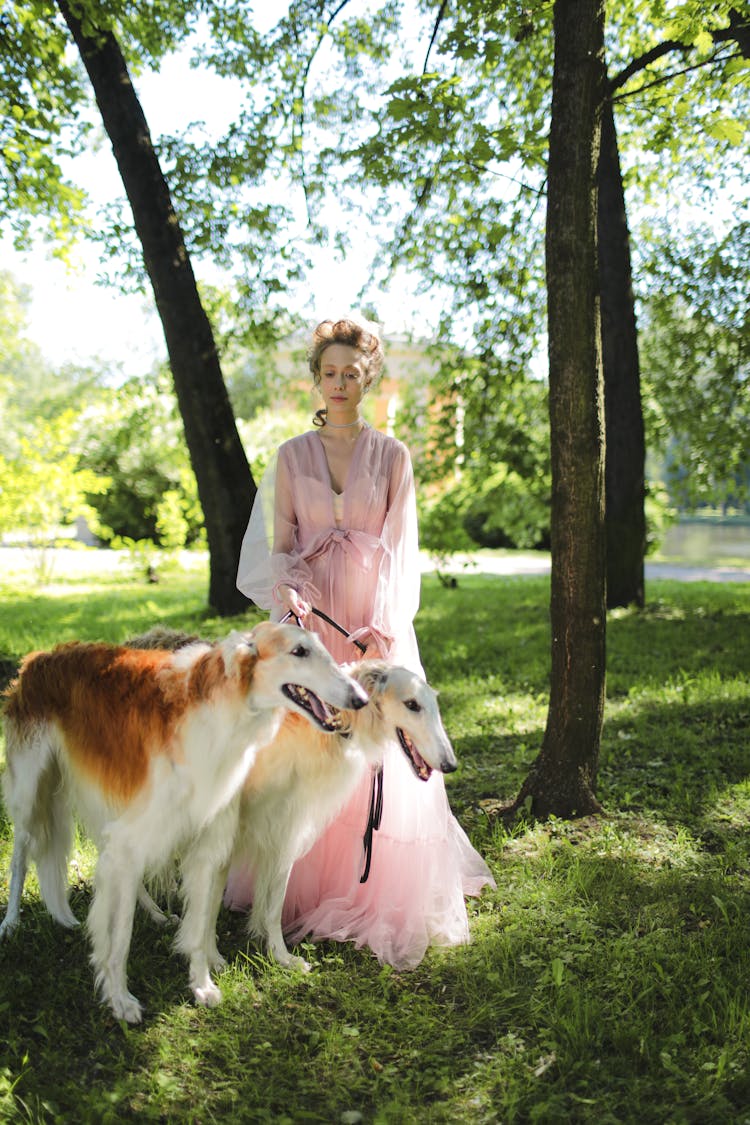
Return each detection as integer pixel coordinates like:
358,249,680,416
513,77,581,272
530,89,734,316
1,559,749,1123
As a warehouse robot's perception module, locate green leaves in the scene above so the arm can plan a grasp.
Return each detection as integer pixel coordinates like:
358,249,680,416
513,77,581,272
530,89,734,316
637,218,750,509
0,411,110,549
704,115,746,144
0,0,91,241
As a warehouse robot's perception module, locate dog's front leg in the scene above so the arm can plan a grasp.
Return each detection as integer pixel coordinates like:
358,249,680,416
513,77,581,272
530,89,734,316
176,805,238,1008
250,851,310,972
87,841,143,1024
177,860,228,1008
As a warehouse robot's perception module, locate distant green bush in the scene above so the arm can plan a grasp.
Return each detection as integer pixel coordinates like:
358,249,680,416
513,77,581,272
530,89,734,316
419,465,550,557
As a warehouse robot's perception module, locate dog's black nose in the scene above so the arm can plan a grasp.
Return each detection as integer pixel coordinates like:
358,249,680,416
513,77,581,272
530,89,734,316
349,688,369,710
441,760,458,774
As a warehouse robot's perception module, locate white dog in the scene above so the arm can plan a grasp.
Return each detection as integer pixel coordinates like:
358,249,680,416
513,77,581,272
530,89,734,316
0,622,367,1022
230,659,458,969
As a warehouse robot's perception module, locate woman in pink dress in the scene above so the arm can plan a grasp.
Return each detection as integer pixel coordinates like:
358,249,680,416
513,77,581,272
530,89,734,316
226,316,494,968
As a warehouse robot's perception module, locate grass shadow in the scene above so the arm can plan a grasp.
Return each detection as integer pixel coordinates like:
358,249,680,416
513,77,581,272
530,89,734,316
6,840,746,1123
600,694,750,836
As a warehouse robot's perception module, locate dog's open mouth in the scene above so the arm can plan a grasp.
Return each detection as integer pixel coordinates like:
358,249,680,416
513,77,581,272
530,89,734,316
283,685,344,732
397,728,433,781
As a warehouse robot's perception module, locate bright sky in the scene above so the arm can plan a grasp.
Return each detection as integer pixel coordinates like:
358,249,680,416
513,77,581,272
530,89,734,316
4,6,438,377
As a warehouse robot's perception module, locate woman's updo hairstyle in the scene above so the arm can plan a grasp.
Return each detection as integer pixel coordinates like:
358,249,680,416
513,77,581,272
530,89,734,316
308,316,384,426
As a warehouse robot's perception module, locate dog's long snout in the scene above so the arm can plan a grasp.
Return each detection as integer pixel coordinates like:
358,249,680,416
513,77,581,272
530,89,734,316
348,683,369,710
440,740,458,774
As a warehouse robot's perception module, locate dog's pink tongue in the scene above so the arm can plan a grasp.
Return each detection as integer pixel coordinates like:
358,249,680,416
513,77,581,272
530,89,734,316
413,747,432,779
308,692,330,724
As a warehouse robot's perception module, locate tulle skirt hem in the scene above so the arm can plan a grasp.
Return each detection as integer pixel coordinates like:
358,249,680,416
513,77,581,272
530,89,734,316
224,742,495,970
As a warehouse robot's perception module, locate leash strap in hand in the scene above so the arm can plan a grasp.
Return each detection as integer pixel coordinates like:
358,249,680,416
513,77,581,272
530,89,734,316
280,607,367,653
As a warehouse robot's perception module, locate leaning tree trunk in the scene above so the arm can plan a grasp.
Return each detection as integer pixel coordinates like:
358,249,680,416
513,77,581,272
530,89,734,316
598,96,646,609
57,0,255,616
513,0,606,819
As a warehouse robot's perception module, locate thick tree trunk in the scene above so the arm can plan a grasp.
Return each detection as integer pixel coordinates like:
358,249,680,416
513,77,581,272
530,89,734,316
57,1,255,616
514,0,606,819
598,97,646,609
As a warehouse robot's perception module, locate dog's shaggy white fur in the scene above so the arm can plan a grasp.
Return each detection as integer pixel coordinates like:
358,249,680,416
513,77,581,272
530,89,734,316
232,659,458,969
0,622,367,1022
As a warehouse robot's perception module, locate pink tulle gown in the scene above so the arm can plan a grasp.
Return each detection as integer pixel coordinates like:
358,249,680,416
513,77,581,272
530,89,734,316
226,425,495,968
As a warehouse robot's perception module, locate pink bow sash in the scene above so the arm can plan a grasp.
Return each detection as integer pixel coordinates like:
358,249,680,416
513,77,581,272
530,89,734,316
302,527,382,571
348,624,392,658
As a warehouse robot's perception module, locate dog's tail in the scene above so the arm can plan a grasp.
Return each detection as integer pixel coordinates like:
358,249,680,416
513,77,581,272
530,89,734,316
1,720,79,932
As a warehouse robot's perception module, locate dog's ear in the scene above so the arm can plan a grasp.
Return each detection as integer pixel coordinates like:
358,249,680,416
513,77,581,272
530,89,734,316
240,630,259,656
356,662,389,697
221,632,258,673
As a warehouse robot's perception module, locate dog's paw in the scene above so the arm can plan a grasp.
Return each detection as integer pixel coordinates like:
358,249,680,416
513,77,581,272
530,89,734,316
0,918,18,942
109,992,143,1024
194,981,222,1009
139,902,177,928
281,953,311,973
156,912,180,928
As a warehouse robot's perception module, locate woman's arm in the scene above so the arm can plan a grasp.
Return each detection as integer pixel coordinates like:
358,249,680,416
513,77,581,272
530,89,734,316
272,450,312,618
236,445,313,614
368,441,421,657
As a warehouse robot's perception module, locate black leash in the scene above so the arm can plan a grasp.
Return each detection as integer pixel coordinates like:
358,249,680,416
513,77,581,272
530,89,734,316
279,606,380,881
280,607,367,653
360,766,384,884
311,607,368,654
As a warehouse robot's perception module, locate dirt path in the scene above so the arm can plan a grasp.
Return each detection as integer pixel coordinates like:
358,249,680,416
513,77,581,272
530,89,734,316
2,547,749,584
421,551,750,584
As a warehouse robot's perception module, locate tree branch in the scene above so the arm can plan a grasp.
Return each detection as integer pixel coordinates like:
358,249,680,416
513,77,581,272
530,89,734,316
292,0,355,226
462,159,545,199
609,39,687,94
612,47,741,105
423,0,449,75
609,15,750,95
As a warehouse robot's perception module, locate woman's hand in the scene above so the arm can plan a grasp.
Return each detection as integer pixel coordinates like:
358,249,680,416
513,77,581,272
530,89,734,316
277,584,311,620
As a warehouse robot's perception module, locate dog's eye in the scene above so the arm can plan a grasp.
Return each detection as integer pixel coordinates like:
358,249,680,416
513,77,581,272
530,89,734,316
404,699,421,713
290,644,309,658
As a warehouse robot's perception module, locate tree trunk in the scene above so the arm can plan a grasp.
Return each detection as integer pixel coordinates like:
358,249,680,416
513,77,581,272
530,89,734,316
598,13,750,612
514,0,606,820
598,96,646,609
57,0,255,616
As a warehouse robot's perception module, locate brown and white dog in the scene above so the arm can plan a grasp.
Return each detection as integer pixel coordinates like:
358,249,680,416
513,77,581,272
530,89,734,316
0,623,367,1023
230,659,458,970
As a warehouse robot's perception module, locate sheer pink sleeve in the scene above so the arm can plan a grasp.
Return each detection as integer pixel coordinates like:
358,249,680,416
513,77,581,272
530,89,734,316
236,447,314,612
368,442,422,667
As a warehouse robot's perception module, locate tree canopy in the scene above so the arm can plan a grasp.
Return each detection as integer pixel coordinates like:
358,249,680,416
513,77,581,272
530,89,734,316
1,0,748,559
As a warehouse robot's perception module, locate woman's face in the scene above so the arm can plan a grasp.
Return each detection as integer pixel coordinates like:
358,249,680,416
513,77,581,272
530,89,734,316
317,343,369,414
